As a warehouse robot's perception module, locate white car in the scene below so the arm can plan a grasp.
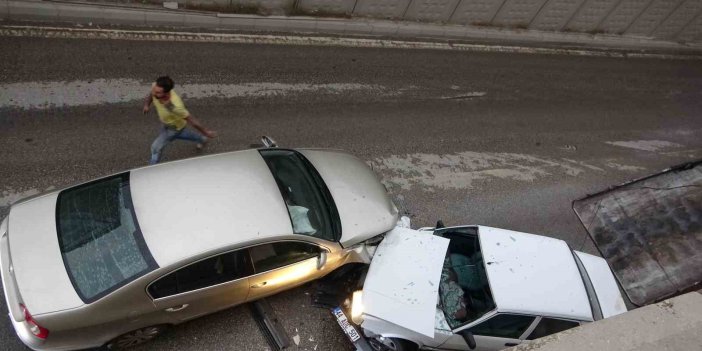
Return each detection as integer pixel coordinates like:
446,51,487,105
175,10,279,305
344,225,627,351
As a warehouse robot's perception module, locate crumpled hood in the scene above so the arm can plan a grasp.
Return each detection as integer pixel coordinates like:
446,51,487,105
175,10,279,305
361,227,449,338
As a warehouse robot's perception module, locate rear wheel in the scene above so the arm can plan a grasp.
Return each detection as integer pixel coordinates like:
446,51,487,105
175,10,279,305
106,325,168,350
368,336,418,351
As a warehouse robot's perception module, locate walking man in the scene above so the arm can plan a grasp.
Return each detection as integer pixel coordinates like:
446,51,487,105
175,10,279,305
143,76,217,164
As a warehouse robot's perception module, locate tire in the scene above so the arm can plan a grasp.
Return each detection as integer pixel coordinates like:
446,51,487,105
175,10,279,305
105,325,168,350
368,336,419,351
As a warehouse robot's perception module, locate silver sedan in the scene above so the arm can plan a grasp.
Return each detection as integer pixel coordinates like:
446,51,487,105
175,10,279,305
0,147,398,350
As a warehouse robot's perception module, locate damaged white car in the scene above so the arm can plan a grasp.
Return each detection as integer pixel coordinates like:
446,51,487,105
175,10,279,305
341,225,627,351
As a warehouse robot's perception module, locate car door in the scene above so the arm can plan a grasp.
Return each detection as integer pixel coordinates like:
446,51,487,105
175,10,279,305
148,248,253,322
246,241,327,301
441,313,536,350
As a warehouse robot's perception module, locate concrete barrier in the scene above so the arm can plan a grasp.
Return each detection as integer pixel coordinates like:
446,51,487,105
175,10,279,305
2,0,702,49
492,0,549,28
650,0,702,40
353,0,411,19
8,0,58,21
449,0,504,26
232,0,702,43
0,0,9,19
297,0,356,16
404,0,460,23
509,292,702,351
73,0,698,43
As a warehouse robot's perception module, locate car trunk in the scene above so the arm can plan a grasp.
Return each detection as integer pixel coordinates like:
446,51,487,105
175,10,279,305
5,193,84,317
572,160,702,306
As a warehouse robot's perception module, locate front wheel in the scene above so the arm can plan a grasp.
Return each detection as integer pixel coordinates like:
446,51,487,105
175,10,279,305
106,325,168,350
368,336,418,351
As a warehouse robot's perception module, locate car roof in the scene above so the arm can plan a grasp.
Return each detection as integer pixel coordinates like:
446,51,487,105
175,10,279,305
130,149,293,267
478,226,594,321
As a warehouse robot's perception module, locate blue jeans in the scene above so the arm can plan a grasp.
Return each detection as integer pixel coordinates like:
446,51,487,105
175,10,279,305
149,126,206,164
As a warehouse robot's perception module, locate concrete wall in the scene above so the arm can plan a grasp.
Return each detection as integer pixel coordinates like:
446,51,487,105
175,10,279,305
174,0,702,43
509,292,702,351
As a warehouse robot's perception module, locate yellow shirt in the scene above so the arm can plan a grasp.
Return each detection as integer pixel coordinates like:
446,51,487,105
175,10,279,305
152,90,189,130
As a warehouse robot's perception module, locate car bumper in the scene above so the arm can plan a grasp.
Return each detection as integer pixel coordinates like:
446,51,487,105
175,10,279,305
7,313,45,351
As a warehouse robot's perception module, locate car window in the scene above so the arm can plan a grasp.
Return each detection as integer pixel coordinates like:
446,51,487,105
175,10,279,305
526,318,580,340
436,228,495,329
467,314,535,339
149,249,252,299
56,173,157,303
249,242,321,273
434,227,495,329
259,149,341,242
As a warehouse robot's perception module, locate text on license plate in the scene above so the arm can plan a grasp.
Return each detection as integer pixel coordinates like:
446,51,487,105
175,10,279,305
333,307,361,342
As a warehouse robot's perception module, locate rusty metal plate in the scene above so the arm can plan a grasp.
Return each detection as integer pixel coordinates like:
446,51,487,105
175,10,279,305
573,160,702,306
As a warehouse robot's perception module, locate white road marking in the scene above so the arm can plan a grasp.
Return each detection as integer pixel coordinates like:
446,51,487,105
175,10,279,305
605,140,683,152
562,158,606,172
369,152,585,190
604,161,646,172
0,187,44,207
0,79,384,109
1,25,698,60
440,92,487,99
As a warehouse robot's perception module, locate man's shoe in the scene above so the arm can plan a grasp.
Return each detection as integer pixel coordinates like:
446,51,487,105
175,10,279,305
196,137,208,151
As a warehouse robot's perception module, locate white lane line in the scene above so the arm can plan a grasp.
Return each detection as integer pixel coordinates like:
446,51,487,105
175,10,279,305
604,162,646,172
605,140,683,152
369,152,585,190
0,79,384,109
370,152,659,191
562,158,606,172
440,92,487,99
1,25,699,60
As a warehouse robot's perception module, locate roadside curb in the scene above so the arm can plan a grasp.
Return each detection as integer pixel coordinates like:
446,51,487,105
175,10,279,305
4,24,701,60
1,0,702,58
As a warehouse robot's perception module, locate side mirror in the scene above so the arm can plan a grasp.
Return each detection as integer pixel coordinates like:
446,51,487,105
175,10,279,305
260,135,278,148
459,330,476,350
317,251,327,270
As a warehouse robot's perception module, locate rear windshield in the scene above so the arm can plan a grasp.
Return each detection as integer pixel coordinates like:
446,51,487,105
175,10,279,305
56,173,157,303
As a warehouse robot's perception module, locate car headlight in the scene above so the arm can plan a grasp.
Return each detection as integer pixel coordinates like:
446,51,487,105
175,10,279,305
351,290,364,325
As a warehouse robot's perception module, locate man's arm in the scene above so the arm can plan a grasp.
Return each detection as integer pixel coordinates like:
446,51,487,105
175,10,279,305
142,92,153,114
185,115,217,138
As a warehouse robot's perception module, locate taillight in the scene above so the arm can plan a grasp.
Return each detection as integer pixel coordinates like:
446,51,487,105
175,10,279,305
19,304,49,339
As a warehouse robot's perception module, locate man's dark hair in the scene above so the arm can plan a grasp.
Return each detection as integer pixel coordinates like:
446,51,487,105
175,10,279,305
155,76,174,92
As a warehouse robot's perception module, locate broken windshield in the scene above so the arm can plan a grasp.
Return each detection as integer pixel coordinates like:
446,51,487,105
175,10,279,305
56,173,157,303
259,149,341,242
435,227,496,329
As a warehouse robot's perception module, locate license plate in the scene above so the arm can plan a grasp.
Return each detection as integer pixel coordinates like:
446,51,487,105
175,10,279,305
333,307,361,342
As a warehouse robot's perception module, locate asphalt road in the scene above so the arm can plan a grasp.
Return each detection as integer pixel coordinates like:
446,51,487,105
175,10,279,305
1,31,702,351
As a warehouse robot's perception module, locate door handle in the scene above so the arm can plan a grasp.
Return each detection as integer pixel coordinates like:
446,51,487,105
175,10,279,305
505,343,518,347
251,282,268,289
165,304,189,312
